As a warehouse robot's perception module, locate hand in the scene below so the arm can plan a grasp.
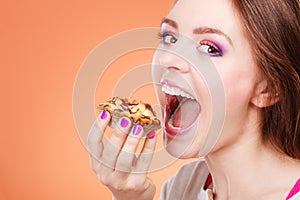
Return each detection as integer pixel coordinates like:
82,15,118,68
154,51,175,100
87,110,157,200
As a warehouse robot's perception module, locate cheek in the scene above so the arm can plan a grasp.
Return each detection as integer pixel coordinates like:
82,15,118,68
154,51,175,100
226,78,250,105
222,66,258,119
219,53,258,107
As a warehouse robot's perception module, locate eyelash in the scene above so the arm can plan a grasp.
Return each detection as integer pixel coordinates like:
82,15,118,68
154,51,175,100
157,32,178,45
157,32,223,57
198,40,223,57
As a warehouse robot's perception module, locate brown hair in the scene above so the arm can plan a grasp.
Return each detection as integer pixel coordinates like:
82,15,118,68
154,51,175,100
231,0,300,159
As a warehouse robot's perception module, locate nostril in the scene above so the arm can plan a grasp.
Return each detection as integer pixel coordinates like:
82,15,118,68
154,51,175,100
168,66,181,71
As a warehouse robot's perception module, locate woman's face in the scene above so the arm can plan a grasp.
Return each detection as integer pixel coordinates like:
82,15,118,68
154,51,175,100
152,0,263,158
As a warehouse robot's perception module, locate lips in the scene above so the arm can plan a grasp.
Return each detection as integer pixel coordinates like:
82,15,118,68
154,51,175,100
162,83,201,135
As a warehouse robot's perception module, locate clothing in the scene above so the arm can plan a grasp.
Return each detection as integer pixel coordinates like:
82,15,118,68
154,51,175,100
159,160,211,200
286,179,300,200
159,160,300,200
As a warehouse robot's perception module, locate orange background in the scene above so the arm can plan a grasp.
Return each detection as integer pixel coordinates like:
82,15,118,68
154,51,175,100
0,1,193,200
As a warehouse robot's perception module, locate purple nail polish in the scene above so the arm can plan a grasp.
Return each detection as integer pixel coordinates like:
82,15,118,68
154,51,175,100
133,125,142,136
100,110,107,120
148,130,156,139
120,118,129,128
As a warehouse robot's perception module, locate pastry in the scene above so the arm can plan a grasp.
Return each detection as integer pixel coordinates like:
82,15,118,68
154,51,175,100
97,97,161,136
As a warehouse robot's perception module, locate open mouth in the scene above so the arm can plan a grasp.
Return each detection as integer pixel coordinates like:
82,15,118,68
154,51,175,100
162,84,201,135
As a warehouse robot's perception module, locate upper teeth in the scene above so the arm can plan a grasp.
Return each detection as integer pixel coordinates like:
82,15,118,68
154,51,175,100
162,85,195,99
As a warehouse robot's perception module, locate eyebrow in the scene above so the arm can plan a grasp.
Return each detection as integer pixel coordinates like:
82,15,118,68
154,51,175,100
161,18,178,29
161,17,233,46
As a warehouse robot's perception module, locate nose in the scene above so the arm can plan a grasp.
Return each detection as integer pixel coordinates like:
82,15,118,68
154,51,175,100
157,49,190,73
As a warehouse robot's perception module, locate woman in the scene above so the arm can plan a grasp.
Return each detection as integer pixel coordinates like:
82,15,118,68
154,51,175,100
87,0,300,199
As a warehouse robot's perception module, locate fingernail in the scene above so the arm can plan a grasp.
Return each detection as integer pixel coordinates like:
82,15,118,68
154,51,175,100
100,110,107,120
133,124,143,136
148,130,156,139
120,118,129,128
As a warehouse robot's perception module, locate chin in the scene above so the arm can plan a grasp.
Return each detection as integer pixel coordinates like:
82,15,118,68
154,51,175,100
164,143,201,159
163,124,204,159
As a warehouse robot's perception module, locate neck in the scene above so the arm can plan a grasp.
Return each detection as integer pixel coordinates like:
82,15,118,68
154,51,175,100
204,132,300,200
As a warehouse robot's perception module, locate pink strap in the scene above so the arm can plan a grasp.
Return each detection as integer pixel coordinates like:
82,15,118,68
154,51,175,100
286,179,300,200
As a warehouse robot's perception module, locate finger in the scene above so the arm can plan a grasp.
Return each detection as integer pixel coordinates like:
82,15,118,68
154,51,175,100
87,110,111,161
115,124,144,173
89,142,104,172
133,130,157,174
101,117,132,171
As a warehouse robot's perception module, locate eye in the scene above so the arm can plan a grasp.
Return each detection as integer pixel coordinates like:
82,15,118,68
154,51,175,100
158,32,178,45
198,40,222,57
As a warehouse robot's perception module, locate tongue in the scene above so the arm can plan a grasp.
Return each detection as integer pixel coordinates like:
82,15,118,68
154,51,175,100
172,99,201,128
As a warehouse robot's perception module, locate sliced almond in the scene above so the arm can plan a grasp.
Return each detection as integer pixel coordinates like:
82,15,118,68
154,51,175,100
142,110,152,117
136,103,146,112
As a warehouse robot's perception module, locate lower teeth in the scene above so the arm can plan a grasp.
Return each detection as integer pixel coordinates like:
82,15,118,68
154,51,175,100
168,116,180,129
169,101,182,128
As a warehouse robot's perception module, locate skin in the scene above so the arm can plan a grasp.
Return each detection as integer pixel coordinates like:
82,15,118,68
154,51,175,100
88,0,300,199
